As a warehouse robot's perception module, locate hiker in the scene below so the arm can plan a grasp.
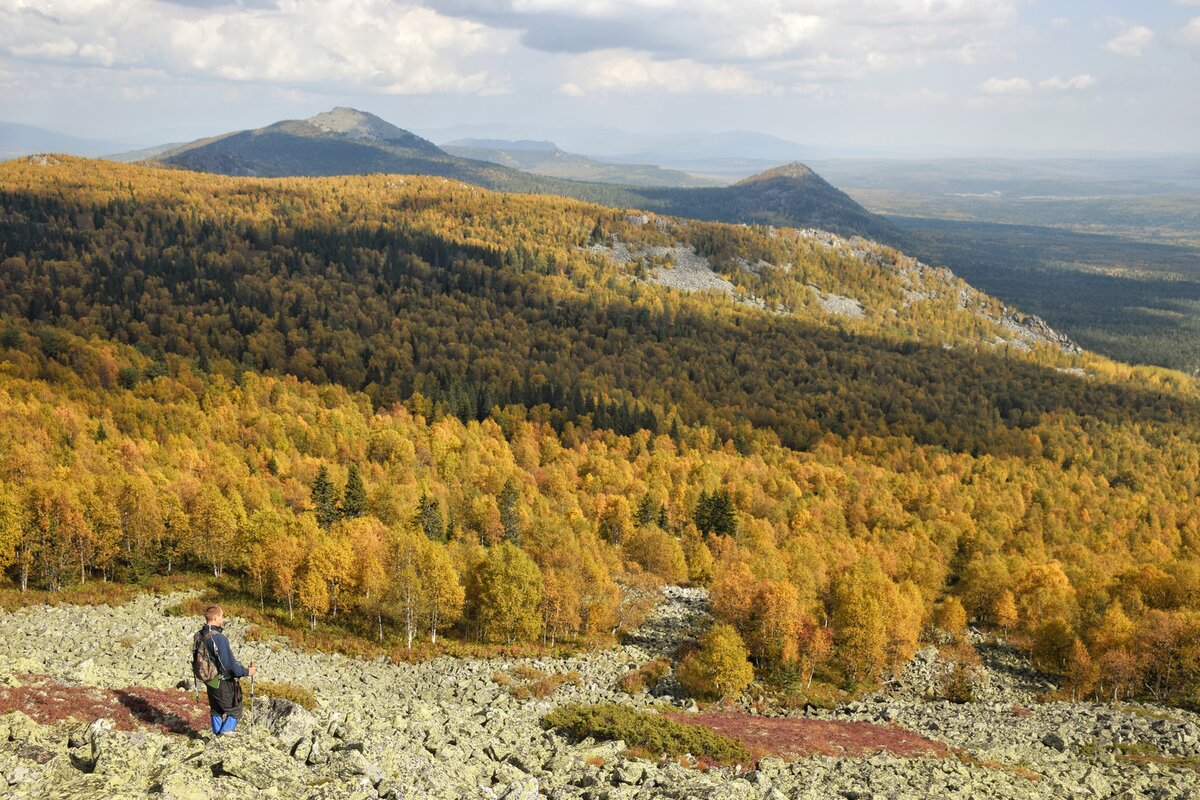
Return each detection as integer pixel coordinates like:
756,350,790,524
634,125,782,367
192,604,256,736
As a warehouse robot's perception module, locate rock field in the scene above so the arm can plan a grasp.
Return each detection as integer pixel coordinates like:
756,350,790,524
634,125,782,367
1,586,1198,799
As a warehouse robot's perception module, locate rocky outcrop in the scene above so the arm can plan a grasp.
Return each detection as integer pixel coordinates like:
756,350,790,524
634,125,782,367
589,240,769,311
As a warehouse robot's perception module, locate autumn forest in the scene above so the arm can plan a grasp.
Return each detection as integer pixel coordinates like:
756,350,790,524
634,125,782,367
0,157,1198,706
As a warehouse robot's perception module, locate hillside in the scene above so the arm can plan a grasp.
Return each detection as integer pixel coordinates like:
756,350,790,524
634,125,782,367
441,139,721,188
146,107,898,240
1,155,1199,743
627,163,902,243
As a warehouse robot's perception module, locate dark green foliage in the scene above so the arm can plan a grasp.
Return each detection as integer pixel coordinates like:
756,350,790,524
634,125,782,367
695,489,736,538
499,478,521,545
635,493,661,527
898,217,1200,374
341,465,367,519
311,465,338,530
416,492,445,542
542,703,750,765
94,421,107,442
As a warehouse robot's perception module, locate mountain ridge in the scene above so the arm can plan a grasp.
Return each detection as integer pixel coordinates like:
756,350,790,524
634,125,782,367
440,139,721,188
147,107,900,242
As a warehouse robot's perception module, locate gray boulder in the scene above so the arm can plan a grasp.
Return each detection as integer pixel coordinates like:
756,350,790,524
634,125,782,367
250,696,317,754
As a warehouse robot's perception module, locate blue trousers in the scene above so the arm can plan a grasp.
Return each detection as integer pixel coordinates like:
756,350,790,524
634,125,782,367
211,714,239,735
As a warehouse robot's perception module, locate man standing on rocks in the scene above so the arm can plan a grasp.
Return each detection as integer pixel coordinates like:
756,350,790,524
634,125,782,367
194,604,256,736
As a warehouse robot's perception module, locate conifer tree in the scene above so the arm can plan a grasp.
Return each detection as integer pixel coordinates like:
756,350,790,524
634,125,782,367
311,465,338,530
499,478,521,545
695,489,736,537
635,492,661,527
341,464,367,519
416,492,445,542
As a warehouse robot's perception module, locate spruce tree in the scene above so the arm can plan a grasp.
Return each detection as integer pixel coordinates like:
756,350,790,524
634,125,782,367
499,478,521,545
635,492,660,527
416,491,446,542
342,464,367,519
695,489,736,538
311,465,338,530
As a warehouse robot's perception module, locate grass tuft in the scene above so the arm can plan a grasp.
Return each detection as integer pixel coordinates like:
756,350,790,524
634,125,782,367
253,680,318,710
619,658,670,695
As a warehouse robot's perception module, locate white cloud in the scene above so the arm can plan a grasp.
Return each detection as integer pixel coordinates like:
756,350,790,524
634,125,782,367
979,76,1031,95
434,0,1021,82
1039,74,1096,91
0,0,508,94
1105,24,1155,57
975,73,1096,100
557,50,766,95
1176,17,1200,48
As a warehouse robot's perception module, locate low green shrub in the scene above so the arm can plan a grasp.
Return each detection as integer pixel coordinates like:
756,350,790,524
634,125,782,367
542,703,750,765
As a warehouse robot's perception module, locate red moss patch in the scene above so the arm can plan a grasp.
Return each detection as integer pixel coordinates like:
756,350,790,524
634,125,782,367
665,711,949,761
0,675,209,737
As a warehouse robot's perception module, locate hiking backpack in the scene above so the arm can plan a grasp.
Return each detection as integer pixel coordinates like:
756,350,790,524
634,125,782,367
192,629,222,685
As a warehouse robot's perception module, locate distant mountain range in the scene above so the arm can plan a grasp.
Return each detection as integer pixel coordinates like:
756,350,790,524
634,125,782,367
0,122,127,159
147,107,899,242
440,139,721,188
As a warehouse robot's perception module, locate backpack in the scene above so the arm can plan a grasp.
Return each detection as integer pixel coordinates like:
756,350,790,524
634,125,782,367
192,629,223,687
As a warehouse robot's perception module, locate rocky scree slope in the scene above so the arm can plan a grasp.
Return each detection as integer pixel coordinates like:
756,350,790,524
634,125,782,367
590,225,1080,357
2,589,1198,799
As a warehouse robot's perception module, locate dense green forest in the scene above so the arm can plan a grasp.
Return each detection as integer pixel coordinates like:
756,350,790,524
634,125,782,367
1,157,1198,704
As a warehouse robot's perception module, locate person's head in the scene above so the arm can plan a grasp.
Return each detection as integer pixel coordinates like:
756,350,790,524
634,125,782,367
204,604,224,627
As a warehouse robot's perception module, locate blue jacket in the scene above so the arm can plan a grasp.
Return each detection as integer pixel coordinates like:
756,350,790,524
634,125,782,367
200,624,249,680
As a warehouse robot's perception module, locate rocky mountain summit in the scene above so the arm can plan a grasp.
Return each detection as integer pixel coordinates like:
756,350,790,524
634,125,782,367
2,588,1198,799
306,108,441,152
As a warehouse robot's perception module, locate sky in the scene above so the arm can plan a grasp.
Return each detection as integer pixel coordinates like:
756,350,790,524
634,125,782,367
2,0,1199,156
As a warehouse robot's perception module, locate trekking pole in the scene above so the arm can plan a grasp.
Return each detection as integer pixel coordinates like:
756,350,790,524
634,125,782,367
193,675,199,704
246,670,255,725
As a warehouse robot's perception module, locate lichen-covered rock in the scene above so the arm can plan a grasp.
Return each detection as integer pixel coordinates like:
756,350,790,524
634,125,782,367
212,738,305,791
249,696,317,754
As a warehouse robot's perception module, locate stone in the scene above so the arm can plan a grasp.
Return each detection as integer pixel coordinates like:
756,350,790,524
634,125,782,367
252,696,317,753
1042,731,1068,752
215,740,303,790
156,766,213,800
613,761,644,785
501,775,540,800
